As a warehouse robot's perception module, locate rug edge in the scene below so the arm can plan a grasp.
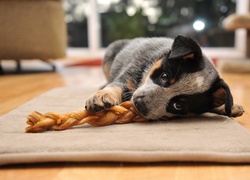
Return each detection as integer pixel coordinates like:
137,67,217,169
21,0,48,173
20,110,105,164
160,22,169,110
1,151,250,166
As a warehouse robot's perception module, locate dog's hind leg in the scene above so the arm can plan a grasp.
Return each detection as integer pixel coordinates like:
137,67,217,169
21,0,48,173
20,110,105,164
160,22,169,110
103,39,130,83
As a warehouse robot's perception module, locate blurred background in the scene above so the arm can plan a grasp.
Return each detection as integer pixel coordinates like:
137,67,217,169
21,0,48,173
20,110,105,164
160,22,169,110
0,0,249,74
64,0,236,48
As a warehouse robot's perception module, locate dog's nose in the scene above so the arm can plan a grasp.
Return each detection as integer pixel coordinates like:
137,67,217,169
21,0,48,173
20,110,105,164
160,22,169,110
133,96,148,116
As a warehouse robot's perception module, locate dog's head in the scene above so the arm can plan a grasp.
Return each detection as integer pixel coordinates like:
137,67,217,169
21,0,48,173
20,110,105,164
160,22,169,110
132,35,234,119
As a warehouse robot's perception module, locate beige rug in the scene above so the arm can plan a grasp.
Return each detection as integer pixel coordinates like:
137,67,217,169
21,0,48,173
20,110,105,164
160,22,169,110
1,87,250,165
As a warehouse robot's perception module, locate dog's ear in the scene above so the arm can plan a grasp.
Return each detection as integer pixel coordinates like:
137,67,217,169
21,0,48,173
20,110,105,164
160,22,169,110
211,79,233,116
168,35,202,61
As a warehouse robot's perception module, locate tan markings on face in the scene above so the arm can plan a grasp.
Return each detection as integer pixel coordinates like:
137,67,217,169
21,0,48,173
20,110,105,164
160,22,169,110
126,79,137,91
183,53,195,60
170,79,176,84
149,59,163,76
141,59,163,85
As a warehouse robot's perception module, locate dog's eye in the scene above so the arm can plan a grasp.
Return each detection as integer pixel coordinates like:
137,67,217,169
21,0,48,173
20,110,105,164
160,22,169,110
160,72,169,85
173,102,183,111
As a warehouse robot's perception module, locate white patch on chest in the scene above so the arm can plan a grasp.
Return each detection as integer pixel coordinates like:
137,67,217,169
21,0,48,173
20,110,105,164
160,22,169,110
196,76,205,87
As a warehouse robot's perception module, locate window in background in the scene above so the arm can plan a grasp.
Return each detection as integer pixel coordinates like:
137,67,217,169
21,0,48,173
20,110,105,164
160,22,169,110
63,0,88,47
63,0,247,58
98,0,236,47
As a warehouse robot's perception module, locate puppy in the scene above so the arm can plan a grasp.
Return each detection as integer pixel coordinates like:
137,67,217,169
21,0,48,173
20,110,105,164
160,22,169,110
85,35,244,119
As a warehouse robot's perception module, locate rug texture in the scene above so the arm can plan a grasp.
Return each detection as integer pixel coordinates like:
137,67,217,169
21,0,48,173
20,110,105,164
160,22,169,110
1,87,250,165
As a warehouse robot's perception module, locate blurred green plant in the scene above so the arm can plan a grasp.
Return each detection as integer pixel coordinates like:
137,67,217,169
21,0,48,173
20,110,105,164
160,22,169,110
101,9,147,46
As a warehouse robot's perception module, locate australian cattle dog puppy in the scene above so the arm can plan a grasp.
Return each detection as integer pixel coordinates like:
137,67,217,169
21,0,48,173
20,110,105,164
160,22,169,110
85,35,244,119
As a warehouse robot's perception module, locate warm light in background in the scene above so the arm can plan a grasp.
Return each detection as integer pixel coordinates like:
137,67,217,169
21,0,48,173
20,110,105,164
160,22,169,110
193,20,205,31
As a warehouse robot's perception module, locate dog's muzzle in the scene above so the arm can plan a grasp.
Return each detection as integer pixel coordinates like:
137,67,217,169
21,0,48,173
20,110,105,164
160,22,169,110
133,96,148,117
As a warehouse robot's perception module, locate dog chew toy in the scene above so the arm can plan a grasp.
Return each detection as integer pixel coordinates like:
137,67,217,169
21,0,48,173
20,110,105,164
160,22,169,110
25,101,147,133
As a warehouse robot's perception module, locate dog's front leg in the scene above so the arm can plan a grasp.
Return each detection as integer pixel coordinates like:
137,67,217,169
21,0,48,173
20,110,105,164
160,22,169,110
85,85,123,112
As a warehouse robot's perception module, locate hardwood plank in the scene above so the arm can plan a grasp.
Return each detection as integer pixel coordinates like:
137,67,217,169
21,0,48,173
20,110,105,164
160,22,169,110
0,73,64,115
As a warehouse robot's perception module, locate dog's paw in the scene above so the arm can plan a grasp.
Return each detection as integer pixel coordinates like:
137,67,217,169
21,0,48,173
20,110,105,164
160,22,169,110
85,88,122,112
231,104,244,117
212,104,244,117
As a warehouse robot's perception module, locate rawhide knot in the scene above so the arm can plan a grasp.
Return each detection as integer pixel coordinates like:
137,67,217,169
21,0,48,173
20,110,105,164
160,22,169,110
25,101,147,133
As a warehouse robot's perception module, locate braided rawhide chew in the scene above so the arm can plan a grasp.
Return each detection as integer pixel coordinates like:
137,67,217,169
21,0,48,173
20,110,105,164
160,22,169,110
25,101,147,133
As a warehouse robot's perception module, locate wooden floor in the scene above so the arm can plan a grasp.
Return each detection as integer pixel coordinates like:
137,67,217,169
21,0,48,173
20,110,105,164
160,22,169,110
0,64,250,180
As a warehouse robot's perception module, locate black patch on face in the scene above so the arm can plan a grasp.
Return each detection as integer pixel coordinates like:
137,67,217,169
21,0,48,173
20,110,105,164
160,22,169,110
150,36,207,88
167,92,213,115
150,55,205,88
166,78,228,115
150,66,169,87
150,57,179,87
